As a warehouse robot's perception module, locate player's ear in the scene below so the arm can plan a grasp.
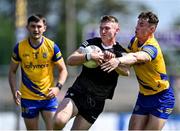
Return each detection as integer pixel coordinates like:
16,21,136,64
150,25,156,33
44,25,47,31
117,26,120,33
115,24,120,35
26,24,29,31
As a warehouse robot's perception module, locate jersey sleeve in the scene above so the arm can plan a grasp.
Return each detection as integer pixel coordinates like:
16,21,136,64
11,43,21,63
80,40,90,48
79,41,89,52
80,37,101,48
52,43,62,62
142,45,158,60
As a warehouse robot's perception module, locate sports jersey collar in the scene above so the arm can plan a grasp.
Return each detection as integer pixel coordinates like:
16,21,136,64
28,37,44,49
101,43,116,49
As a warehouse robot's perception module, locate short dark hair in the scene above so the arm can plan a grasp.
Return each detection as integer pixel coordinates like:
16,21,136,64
27,14,47,25
100,15,119,23
138,11,159,26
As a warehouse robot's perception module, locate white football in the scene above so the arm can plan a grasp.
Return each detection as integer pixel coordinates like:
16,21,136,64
81,45,102,68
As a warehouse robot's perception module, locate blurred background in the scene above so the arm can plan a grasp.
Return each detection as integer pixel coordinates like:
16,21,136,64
1,0,180,130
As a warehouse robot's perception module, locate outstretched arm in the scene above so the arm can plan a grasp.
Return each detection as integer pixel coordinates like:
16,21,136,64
118,51,151,65
101,51,151,73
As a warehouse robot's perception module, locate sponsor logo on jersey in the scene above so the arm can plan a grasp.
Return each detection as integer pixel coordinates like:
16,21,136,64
24,62,49,69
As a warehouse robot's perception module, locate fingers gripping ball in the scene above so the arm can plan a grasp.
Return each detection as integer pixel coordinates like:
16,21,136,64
82,45,102,68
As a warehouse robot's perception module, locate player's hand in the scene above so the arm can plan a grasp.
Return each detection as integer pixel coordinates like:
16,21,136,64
14,90,21,105
47,87,60,99
91,51,104,65
101,58,120,73
103,50,115,62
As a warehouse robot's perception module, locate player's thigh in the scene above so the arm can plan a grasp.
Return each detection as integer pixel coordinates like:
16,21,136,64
145,114,166,130
71,114,92,130
128,114,148,130
41,110,55,130
54,98,78,122
24,116,39,130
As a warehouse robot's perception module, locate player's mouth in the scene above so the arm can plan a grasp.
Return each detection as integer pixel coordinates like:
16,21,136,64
101,34,107,37
33,32,39,35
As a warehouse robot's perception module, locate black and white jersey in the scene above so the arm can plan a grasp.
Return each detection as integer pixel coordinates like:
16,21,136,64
71,37,126,100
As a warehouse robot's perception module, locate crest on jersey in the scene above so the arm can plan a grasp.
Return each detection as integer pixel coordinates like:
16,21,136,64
43,52,47,58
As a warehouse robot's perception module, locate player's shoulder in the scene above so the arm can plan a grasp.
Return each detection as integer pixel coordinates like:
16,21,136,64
143,36,160,50
87,37,102,45
43,36,60,51
17,38,29,49
114,42,127,53
43,36,55,45
18,38,28,44
81,37,102,48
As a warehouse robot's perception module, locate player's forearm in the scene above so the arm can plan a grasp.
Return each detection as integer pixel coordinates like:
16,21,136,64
8,72,17,98
57,69,68,86
134,51,151,62
67,53,86,66
118,53,137,65
118,52,151,65
56,60,68,88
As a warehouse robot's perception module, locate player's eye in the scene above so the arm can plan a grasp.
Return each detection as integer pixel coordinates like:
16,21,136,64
100,27,110,31
37,25,42,28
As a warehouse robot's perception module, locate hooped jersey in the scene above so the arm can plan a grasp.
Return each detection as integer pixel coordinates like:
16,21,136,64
127,35,169,95
12,36,63,100
71,37,127,99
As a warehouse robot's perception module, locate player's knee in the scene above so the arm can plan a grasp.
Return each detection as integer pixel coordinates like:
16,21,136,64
53,115,67,129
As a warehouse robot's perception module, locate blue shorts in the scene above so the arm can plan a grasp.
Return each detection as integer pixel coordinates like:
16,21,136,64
21,97,58,118
132,87,175,119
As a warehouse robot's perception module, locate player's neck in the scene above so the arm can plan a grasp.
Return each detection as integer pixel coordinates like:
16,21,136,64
29,36,43,47
102,39,116,47
138,34,153,46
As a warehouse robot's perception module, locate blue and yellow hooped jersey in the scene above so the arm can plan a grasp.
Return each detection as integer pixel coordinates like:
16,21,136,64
127,35,169,95
12,36,63,100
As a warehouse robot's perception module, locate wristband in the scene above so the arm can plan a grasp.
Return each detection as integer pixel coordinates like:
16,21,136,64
85,54,88,61
56,82,63,90
85,53,91,61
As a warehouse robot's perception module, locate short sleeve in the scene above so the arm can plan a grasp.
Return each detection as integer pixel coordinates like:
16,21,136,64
80,40,89,48
142,45,158,60
12,43,21,62
52,43,62,62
